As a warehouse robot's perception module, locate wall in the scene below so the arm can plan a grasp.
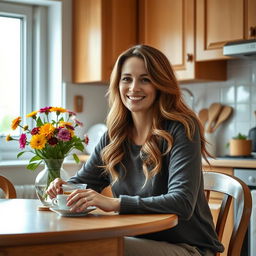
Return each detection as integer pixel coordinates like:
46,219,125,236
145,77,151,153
181,59,256,156
62,0,256,157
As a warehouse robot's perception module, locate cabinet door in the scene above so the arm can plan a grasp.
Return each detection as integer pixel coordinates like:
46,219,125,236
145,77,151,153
196,0,256,61
203,166,233,256
72,0,137,83
139,0,195,81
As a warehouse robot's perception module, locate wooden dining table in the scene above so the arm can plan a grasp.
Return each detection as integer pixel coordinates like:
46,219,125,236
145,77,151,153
0,199,178,256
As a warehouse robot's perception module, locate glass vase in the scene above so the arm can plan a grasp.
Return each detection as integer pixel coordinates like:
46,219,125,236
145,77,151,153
35,159,69,206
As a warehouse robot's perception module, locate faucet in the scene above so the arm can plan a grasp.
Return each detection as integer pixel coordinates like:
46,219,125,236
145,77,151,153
180,87,195,110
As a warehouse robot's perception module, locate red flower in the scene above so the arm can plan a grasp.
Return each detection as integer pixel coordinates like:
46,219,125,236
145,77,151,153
19,133,27,149
39,106,52,114
48,137,58,146
84,134,89,145
31,127,40,135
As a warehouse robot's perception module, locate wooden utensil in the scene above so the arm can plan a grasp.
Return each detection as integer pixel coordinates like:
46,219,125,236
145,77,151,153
198,108,208,128
211,106,233,133
206,103,222,133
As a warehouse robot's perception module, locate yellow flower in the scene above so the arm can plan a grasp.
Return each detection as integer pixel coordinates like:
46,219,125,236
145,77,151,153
6,134,13,141
50,107,67,113
39,123,55,138
26,111,38,118
59,121,72,127
30,134,47,149
11,116,21,130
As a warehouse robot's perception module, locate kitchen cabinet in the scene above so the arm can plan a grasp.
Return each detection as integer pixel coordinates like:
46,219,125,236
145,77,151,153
196,0,256,61
203,166,233,256
138,0,227,82
72,0,137,83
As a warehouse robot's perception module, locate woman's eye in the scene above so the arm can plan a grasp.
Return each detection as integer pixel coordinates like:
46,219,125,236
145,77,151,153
141,77,151,83
121,77,132,82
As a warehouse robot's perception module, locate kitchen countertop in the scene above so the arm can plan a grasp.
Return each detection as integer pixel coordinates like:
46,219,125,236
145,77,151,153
78,154,256,169
203,157,256,169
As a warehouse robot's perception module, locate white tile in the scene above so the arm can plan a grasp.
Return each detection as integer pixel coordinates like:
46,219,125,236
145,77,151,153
234,104,250,122
236,122,251,137
252,85,256,103
220,86,235,104
236,85,250,103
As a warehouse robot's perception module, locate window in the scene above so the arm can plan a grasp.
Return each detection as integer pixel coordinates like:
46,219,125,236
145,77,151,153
0,2,33,137
0,0,62,162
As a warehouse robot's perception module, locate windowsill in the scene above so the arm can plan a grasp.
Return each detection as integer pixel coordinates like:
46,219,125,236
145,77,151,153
0,159,81,168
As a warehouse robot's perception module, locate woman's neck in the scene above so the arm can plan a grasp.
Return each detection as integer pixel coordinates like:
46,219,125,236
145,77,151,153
131,112,153,145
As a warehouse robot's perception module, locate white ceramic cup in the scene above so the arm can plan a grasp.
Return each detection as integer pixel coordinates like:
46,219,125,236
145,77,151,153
52,194,70,210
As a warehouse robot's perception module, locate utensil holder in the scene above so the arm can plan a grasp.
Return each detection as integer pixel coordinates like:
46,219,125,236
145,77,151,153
205,132,217,157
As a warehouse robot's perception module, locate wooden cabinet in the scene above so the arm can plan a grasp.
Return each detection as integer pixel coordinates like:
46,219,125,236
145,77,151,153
196,0,256,61
203,166,233,256
72,0,137,83
138,0,227,82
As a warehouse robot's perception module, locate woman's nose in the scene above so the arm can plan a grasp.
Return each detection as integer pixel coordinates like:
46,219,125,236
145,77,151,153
129,80,140,91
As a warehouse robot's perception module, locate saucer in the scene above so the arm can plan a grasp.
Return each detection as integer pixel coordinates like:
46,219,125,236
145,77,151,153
50,206,96,217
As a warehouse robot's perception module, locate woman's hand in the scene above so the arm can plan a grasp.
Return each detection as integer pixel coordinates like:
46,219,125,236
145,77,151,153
47,178,67,199
66,189,120,213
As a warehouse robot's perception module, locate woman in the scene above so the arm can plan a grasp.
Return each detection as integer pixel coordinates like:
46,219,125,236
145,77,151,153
47,45,224,256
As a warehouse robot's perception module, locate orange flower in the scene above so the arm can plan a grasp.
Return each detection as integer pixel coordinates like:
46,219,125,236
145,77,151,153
39,123,55,139
11,116,21,130
30,134,47,149
6,134,13,141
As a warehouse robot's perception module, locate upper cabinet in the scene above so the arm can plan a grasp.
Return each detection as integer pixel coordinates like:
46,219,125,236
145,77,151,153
72,0,137,83
196,0,256,61
138,0,226,82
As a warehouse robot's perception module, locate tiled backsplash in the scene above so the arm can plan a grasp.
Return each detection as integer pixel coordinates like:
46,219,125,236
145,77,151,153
181,59,256,156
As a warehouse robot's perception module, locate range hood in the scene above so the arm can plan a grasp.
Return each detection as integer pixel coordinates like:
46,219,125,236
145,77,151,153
223,39,256,59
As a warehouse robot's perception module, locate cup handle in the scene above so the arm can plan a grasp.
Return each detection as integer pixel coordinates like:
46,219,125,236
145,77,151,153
52,198,58,206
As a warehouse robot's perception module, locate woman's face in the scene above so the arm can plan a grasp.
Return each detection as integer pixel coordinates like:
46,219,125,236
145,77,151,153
119,57,157,115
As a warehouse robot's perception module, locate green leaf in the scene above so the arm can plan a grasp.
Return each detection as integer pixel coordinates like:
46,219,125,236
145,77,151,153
29,155,42,163
75,143,84,152
36,117,44,127
17,151,26,158
26,161,41,171
73,153,80,164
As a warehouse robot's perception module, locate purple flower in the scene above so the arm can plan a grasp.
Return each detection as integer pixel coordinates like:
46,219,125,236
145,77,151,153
48,137,58,146
39,106,52,114
74,119,83,127
19,133,27,149
57,128,71,141
31,127,40,135
65,124,75,130
67,110,77,116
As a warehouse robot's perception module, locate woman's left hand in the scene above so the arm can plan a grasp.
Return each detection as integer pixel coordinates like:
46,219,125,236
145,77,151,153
66,189,120,213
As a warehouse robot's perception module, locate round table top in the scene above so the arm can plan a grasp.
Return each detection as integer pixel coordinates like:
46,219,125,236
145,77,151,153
0,199,178,247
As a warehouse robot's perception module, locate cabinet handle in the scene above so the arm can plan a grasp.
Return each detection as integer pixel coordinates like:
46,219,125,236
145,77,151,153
186,54,193,62
249,26,256,37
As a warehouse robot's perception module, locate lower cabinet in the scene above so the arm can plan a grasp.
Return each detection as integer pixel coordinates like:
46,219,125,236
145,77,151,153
202,166,233,256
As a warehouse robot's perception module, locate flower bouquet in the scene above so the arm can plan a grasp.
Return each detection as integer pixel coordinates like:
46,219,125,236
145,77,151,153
6,106,88,205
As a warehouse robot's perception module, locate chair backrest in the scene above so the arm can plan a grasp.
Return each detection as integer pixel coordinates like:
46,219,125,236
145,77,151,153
203,171,252,256
0,175,17,199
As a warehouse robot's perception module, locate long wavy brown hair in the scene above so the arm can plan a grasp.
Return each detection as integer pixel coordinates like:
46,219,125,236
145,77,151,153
101,45,210,184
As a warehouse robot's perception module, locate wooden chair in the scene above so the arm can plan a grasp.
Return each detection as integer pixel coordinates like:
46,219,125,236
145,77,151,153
0,175,17,199
203,171,252,256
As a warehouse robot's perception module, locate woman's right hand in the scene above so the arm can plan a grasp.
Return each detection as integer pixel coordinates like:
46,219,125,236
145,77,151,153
47,178,67,198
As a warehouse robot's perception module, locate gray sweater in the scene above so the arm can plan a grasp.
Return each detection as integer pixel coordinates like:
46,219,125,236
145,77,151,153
69,120,224,255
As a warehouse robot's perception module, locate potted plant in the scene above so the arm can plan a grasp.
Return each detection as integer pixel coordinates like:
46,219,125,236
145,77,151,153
229,133,252,156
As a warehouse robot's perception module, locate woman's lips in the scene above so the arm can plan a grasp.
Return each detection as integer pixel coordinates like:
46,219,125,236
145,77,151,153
127,95,145,101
